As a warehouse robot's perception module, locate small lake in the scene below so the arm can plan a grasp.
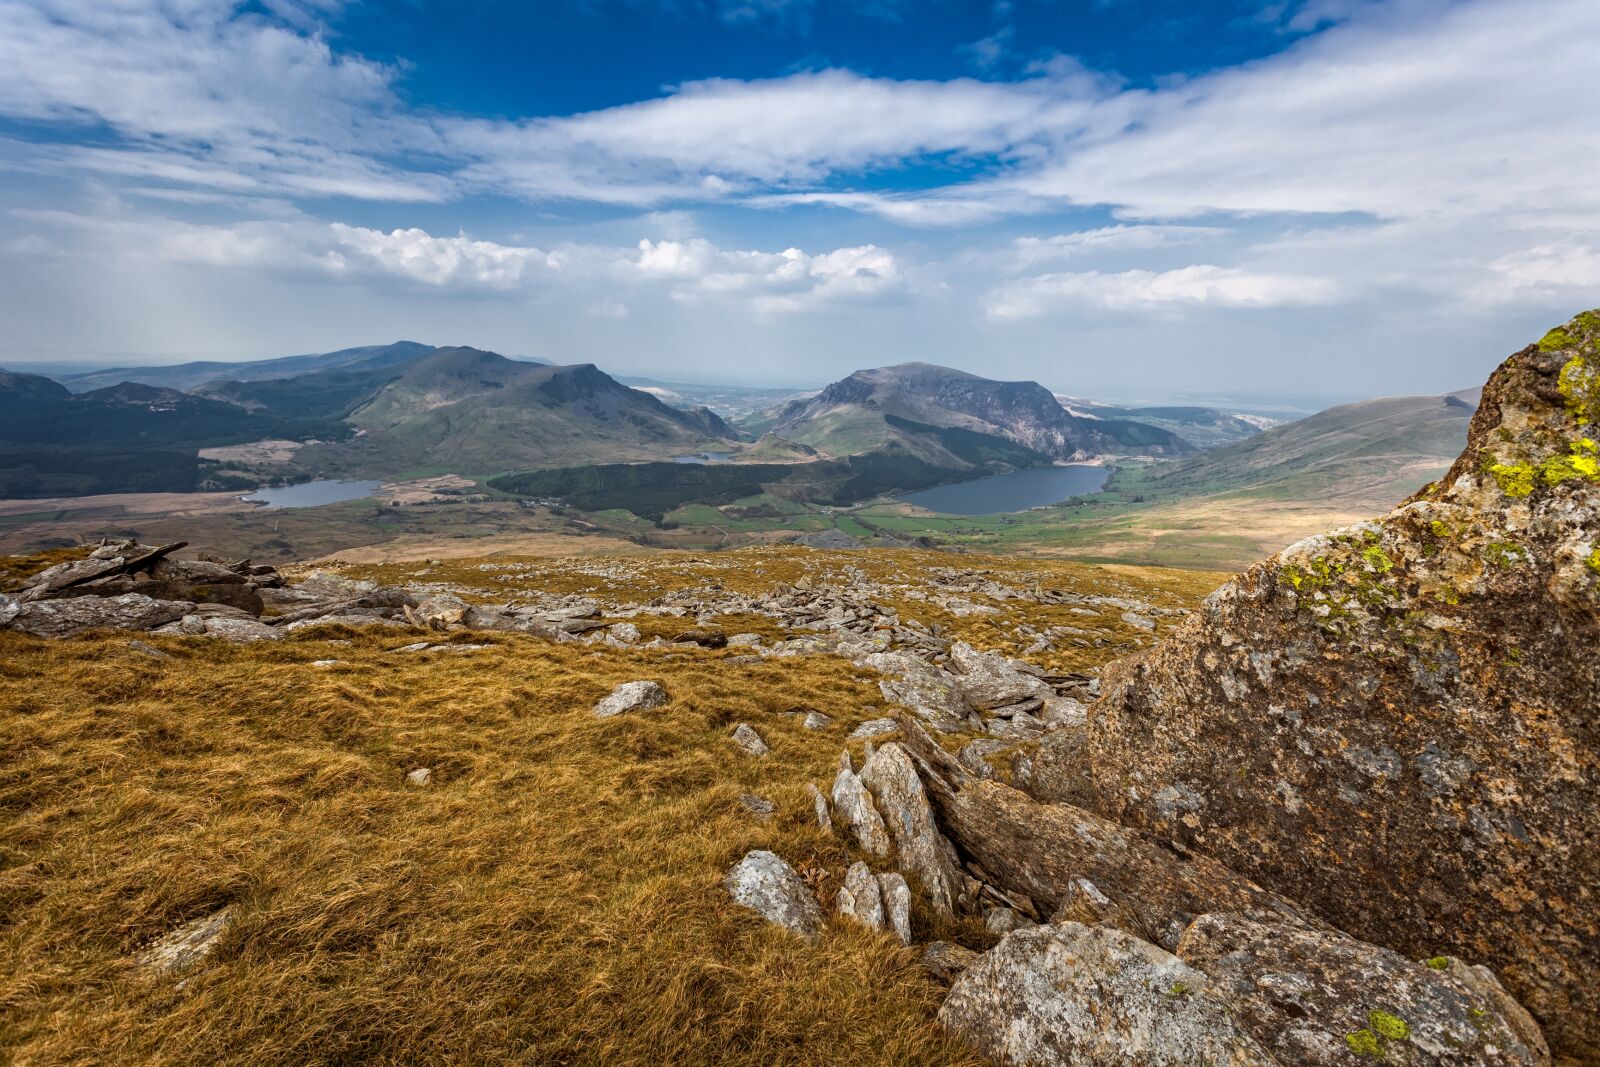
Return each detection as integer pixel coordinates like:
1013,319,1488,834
673,450,735,464
897,464,1109,515
241,479,383,509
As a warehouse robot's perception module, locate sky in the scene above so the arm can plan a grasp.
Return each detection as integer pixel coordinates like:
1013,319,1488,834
0,0,1596,401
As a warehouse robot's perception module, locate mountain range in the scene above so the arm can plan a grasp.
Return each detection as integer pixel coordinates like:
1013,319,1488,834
768,362,1191,461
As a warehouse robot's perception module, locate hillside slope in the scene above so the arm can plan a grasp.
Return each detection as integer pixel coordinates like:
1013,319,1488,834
1107,388,1477,509
299,348,737,476
58,342,438,394
771,363,1189,461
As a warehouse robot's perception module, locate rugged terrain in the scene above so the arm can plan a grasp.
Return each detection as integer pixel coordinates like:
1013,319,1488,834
1,313,1591,1066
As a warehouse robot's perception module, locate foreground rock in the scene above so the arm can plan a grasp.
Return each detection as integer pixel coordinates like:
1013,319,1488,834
723,851,823,938
1176,913,1550,1066
1,592,193,638
939,922,1279,1067
1084,309,1600,1056
593,681,669,718
896,715,1314,949
859,742,961,918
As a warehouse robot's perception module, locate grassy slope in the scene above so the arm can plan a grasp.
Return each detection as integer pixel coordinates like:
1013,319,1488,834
0,547,1221,1064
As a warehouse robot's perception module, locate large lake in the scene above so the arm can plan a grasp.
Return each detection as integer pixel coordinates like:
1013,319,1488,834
241,479,383,509
897,464,1109,515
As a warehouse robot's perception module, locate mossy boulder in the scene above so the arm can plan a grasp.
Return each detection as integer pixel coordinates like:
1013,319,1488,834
1086,310,1600,1060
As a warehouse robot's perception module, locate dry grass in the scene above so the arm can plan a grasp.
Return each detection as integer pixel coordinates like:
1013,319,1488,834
0,545,1228,1065
0,623,988,1065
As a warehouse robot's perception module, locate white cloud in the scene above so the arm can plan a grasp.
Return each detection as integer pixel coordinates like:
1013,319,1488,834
1008,225,1231,269
1477,242,1600,305
632,238,905,311
984,265,1341,319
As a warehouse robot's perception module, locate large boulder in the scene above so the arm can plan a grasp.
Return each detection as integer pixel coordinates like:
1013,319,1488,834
947,641,1053,710
938,922,1280,1067
1084,310,1600,1057
1176,913,1549,1066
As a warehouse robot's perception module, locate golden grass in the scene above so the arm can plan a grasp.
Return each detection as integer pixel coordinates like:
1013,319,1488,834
0,623,987,1065
0,545,1230,1064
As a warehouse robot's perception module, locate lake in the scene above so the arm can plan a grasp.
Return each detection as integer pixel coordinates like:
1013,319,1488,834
897,464,1109,515
241,479,384,509
673,450,735,464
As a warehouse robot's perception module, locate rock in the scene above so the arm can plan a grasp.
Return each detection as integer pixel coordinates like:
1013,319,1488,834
309,659,341,668
801,710,834,730
805,782,831,832
730,723,769,757
594,680,669,718
738,793,776,817
1175,913,1549,1066
673,627,727,648
895,715,1315,951
18,539,185,602
726,632,763,647
922,941,978,980
860,651,972,729
1084,311,1600,1058
859,742,961,918
199,616,284,643
948,641,1054,709
609,622,641,643
837,861,886,932
138,907,234,975
830,751,891,858
958,739,1010,779
1120,611,1155,631
848,717,899,739
283,614,404,632
127,639,170,659
405,768,432,787
2,593,194,638
397,641,433,652
878,871,912,944
940,923,1280,1067
723,850,823,938
408,593,468,629
984,907,1029,935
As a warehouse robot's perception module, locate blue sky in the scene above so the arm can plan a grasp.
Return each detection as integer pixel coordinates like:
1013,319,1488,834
0,0,1596,400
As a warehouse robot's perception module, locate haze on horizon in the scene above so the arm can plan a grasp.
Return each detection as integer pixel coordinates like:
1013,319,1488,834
0,0,1596,402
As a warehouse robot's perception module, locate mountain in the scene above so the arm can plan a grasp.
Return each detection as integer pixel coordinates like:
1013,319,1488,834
771,363,1190,461
1108,388,1477,508
57,341,438,394
297,347,737,476
1057,399,1277,451
0,371,71,416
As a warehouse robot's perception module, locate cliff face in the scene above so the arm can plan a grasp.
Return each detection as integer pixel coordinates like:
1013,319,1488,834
1085,311,1599,1059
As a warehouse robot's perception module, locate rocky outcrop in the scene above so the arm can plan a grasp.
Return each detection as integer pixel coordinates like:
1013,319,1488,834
1082,310,1600,1057
830,751,891,858
938,923,1279,1067
2,592,194,637
1175,913,1550,1066
859,742,961,917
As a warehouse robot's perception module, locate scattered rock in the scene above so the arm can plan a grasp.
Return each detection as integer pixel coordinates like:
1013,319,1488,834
948,641,1053,709
609,622,641,643
127,639,170,659
138,907,234,975
594,680,669,718
805,782,832,832
730,723,769,757
726,632,763,647
801,710,834,730
723,850,823,938
878,871,912,944
673,627,728,648
830,751,891,858
405,768,432,787
309,659,341,668
848,717,899,739
837,861,886,932
859,742,961,918
1119,611,1155,631
984,907,1028,935
939,923,1279,1067
739,793,776,817
922,940,979,981
198,616,283,643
